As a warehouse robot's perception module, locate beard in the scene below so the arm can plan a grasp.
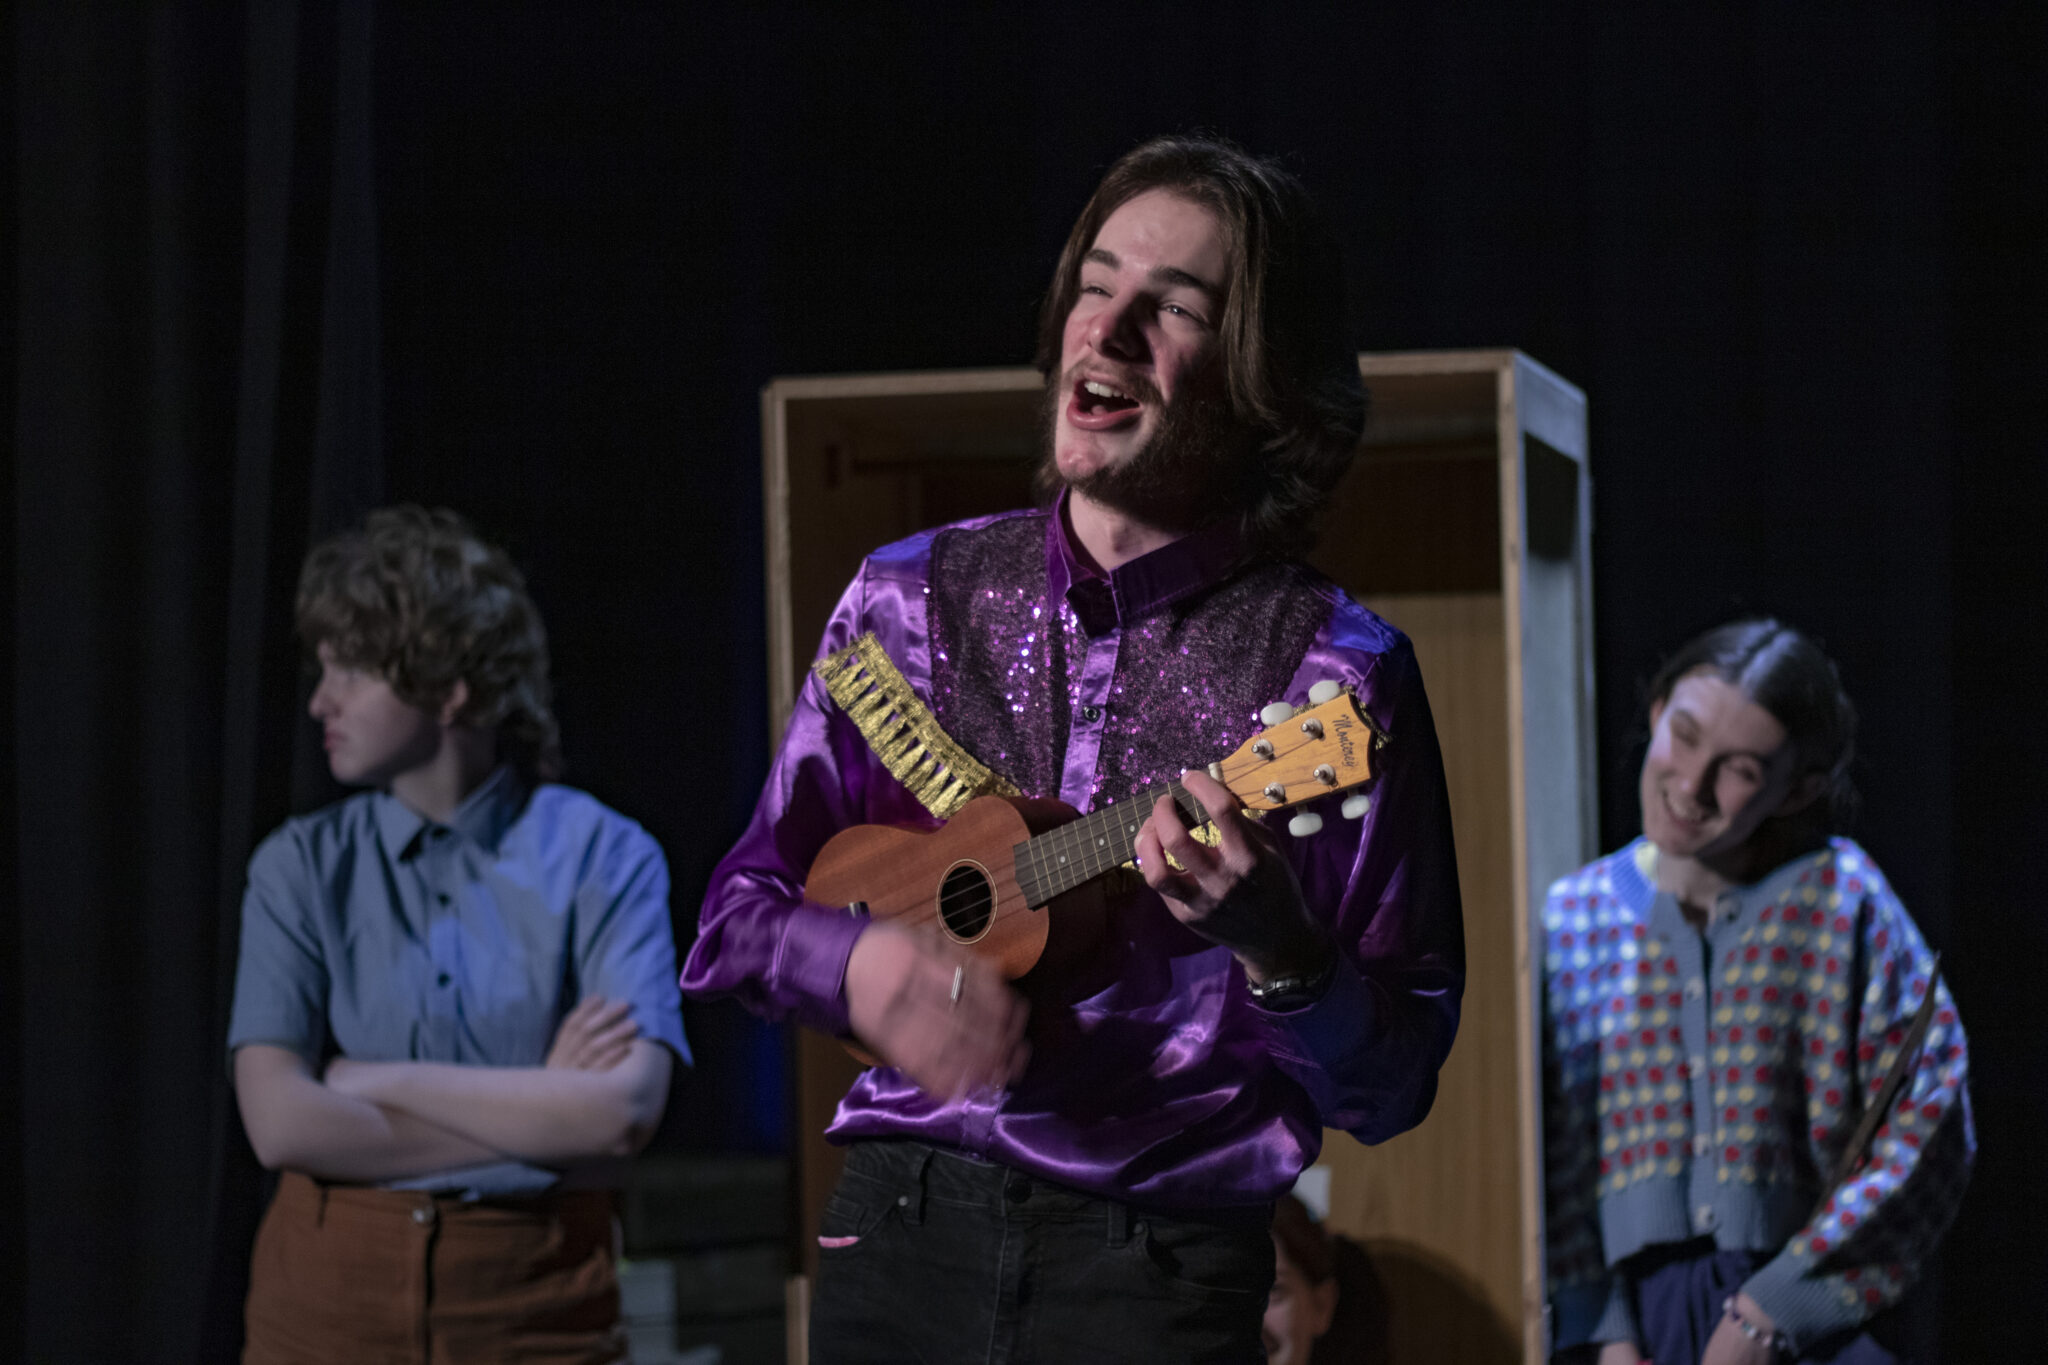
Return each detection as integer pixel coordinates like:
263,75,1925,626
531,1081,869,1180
1035,363,1260,538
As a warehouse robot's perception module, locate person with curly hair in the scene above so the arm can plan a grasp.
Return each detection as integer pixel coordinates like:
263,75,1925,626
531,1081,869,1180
684,135,1464,1363
228,505,689,1365
1542,620,1972,1365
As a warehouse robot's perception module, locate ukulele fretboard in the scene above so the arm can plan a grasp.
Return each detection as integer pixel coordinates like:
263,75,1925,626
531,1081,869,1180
1011,782,1208,907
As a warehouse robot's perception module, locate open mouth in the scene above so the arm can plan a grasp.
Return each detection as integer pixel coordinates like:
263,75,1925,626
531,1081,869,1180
1076,377,1139,416
1066,375,1145,430
1662,791,1711,829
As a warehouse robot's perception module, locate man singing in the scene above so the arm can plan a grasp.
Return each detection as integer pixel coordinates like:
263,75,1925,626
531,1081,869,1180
684,135,1464,1363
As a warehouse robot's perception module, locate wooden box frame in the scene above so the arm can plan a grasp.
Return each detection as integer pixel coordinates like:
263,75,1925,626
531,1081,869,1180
760,350,1593,1364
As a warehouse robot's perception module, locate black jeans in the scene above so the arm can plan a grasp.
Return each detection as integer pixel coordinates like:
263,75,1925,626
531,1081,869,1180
809,1141,1275,1365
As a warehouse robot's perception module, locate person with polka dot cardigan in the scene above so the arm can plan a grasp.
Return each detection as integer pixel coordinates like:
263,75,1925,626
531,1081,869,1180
1541,621,1973,1365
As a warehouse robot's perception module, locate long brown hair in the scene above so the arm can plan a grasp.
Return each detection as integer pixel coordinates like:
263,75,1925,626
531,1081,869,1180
296,505,564,782
1035,135,1367,560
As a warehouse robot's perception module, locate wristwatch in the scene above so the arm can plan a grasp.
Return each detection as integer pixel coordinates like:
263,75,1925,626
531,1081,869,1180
1243,951,1337,1011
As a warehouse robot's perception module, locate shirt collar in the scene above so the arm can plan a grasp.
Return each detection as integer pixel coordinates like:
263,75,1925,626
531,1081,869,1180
371,764,528,859
1043,489,1244,636
1625,837,1838,928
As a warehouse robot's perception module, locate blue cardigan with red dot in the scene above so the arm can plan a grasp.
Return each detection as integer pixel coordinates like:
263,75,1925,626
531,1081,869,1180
1541,838,1973,1354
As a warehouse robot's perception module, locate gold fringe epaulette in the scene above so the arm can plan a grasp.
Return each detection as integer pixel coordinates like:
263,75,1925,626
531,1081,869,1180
812,633,1020,820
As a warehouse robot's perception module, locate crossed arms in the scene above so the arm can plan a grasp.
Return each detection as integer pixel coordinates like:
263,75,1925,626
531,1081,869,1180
234,997,671,1182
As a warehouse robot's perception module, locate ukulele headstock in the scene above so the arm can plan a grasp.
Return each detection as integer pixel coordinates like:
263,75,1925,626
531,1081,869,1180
1214,685,1380,814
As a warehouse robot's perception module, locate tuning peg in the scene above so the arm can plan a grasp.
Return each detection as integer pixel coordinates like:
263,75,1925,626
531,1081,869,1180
1308,679,1344,705
1341,793,1372,821
1259,701,1295,726
1287,811,1324,838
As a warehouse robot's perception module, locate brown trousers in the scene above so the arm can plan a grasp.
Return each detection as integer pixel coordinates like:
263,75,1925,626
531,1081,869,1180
244,1171,626,1365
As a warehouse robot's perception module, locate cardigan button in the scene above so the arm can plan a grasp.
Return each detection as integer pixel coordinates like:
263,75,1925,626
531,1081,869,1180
1684,978,1705,1001
1695,1205,1717,1231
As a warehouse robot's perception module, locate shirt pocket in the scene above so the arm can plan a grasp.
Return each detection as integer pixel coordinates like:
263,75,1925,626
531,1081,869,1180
1123,1216,1271,1303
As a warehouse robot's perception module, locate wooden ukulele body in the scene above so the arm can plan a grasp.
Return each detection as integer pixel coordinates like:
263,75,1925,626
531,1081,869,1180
804,793,1113,980
799,686,1380,1067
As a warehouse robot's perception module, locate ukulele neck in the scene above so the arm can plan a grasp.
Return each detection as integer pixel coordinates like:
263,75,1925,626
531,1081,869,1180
1012,780,1209,907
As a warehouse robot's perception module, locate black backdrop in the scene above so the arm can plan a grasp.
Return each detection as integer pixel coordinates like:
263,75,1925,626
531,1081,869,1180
7,3,2043,1360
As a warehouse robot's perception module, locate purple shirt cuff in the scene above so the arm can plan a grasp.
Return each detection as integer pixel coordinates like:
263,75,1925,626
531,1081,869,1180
772,905,870,1037
1255,954,1378,1073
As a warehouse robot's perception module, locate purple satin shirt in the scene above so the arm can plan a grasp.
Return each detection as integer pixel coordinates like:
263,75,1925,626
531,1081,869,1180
683,500,1464,1209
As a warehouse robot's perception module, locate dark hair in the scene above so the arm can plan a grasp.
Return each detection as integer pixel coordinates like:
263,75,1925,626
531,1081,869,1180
296,505,563,782
1035,134,1368,559
1271,1193,1336,1285
1647,618,1858,831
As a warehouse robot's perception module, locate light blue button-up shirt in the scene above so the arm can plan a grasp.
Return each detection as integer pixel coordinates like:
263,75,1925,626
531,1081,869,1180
229,766,690,1194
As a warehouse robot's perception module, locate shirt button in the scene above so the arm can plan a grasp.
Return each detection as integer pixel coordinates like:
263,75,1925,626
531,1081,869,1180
1683,978,1705,1001
435,892,451,906
411,1205,436,1227
437,972,452,988
1695,1205,1717,1231
1080,705,1102,723
1005,1178,1031,1203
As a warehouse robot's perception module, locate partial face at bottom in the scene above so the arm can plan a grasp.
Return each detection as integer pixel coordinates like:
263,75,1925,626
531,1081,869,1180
1263,1239,1337,1365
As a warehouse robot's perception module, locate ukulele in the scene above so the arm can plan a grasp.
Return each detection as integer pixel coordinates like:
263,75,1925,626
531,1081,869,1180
804,681,1383,982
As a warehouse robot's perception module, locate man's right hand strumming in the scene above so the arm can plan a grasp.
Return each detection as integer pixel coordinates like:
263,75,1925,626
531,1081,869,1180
843,920,1030,1098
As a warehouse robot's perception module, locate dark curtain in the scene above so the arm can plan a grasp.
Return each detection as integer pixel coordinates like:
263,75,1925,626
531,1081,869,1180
10,2,381,1357
1941,3,2048,1345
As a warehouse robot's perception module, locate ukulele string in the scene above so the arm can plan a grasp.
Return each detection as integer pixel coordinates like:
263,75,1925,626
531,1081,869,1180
1015,716,1358,903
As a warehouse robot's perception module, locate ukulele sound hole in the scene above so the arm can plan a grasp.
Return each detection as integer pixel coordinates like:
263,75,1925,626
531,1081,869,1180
937,861,996,943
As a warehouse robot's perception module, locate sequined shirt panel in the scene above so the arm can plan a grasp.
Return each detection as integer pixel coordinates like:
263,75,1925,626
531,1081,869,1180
926,508,1329,810
925,513,1069,800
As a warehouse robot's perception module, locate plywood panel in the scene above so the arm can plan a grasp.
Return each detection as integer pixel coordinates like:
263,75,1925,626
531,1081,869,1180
768,378,1042,740
1318,450,1500,594
1504,357,1595,1364
1319,590,1521,1364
